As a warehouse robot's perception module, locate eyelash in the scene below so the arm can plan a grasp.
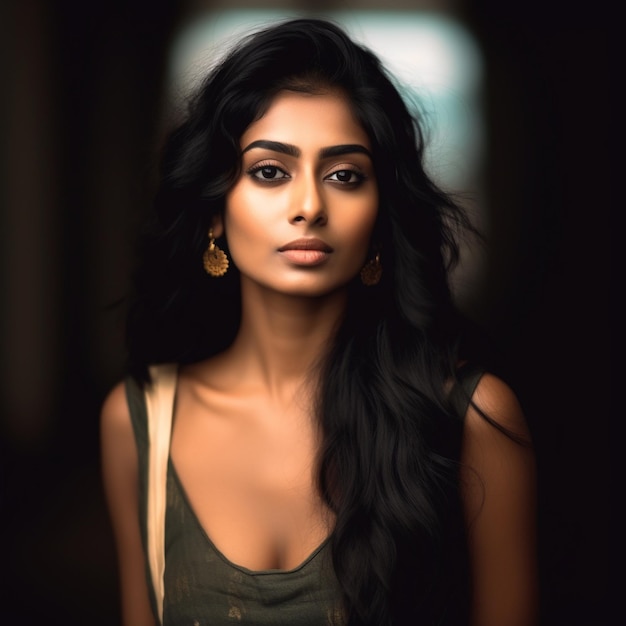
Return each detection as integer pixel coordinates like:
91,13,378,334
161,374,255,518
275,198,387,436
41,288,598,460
246,162,367,187
326,169,366,185
247,163,289,181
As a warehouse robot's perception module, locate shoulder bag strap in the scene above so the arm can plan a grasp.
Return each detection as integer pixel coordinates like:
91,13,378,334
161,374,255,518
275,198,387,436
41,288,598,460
145,363,178,625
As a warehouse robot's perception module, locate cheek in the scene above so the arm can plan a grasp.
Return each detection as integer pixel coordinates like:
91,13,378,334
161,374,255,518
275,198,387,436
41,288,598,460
346,197,379,253
224,187,263,246
223,200,253,270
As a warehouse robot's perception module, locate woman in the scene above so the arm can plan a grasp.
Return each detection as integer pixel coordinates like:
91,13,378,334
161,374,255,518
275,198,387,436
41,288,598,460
101,17,537,626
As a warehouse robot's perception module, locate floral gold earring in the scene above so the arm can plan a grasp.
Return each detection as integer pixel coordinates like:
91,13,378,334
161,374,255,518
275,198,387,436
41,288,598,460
202,228,229,277
360,251,382,286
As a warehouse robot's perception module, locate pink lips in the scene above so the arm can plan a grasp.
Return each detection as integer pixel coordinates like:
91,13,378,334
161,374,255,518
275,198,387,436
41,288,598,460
277,238,333,266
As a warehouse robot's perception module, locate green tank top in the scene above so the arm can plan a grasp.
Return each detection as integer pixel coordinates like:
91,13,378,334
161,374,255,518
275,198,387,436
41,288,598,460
125,364,483,625
125,376,344,626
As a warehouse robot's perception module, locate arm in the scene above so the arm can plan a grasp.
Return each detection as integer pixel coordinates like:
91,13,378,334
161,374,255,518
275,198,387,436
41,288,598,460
101,382,157,626
460,373,538,626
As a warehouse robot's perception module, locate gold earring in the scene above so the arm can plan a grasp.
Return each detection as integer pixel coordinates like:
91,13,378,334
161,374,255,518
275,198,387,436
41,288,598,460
202,229,229,277
360,252,382,286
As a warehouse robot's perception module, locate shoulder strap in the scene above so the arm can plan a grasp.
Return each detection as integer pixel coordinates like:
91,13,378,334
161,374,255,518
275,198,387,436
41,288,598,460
145,363,178,625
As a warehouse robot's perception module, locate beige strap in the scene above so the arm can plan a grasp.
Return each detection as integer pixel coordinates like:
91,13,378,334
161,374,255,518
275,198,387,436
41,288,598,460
145,363,178,625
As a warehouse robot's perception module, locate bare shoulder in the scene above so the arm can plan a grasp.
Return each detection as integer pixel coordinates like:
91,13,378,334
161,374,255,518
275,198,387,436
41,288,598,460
100,380,138,461
463,372,531,442
101,380,131,431
460,372,535,505
460,373,538,625
100,379,138,487
100,380,157,625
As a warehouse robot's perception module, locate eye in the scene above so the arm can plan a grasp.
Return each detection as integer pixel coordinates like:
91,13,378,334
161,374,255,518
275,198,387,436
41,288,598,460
248,164,289,181
326,169,366,185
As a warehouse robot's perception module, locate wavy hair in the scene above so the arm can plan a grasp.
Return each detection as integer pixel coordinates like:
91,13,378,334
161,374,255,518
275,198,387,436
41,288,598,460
127,18,479,624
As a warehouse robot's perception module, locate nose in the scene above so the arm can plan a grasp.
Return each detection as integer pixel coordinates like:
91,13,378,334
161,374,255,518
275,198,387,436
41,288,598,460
288,171,327,226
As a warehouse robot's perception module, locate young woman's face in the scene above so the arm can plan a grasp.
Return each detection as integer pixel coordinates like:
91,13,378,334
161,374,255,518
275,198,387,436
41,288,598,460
219,89,378,298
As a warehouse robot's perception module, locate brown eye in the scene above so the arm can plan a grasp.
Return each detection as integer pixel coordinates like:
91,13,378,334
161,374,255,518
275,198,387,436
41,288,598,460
250,165,288,181
327,169,365,185
336,170,352,182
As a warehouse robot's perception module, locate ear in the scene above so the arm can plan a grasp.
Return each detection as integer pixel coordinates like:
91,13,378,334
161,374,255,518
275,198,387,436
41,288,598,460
211,213,224,238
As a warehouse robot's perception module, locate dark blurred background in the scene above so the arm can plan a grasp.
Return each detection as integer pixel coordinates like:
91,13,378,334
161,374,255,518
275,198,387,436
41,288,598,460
0,1,620,624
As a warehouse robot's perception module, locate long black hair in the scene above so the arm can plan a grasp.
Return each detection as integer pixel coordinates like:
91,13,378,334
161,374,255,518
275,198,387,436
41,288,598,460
127,17,479,624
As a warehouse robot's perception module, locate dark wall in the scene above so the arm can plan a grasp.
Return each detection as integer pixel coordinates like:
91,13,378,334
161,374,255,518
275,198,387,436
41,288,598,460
0,1,619,624
464,4,620,625
1,2,184,623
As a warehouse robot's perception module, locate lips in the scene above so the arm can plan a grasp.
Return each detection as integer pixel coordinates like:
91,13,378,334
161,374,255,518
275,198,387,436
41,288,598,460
278,238,333,252
277,238,333,266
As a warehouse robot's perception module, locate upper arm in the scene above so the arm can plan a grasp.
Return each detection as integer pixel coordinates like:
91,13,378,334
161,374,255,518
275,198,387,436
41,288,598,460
100,382,157,626
460,374,538,626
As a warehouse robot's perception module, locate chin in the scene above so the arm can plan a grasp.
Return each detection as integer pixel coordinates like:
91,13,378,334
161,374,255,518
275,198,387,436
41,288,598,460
270,279,350,299
295,281,353,298
240,270,355,300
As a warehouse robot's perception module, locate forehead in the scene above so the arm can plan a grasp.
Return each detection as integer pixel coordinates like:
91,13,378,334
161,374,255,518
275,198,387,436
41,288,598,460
240,89,371,150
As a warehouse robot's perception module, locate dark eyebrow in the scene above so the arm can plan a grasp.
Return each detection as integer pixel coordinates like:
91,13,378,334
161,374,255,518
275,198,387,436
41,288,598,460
242,140,300,157
319,144,372,159
241,140,372,160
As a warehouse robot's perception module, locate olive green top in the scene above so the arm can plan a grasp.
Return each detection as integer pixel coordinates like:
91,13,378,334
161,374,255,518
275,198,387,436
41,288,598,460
125,364,483,625
126,376,344,626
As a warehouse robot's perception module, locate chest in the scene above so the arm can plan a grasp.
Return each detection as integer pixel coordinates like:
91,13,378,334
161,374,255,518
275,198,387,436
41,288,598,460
162,465,342,626
169,387,332,571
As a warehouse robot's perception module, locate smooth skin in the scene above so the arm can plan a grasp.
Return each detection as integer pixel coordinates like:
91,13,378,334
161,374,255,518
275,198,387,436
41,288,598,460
101,90,537,625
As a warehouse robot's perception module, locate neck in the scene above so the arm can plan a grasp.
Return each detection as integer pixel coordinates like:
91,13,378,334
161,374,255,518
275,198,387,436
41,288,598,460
226,278,347,397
